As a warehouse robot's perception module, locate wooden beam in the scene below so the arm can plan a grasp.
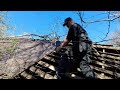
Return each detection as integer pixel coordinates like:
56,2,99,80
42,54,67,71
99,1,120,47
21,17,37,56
93,52,120,61
95,72,112,79
93,44,120,51
20,71,30,78
93,66,114,77
97,51,120,57
90,55,120,65
91,60,120,72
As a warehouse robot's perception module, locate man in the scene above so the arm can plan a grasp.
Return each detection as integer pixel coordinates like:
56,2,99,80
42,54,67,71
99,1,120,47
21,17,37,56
56,17,96,79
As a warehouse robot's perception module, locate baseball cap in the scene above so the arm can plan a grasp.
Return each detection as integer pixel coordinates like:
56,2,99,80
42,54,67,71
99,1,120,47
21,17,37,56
63,17,72,26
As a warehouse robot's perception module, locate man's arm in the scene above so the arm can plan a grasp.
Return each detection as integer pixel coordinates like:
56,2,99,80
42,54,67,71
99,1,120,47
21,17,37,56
55,39,70,53
61,39,70,48
60,25,74,48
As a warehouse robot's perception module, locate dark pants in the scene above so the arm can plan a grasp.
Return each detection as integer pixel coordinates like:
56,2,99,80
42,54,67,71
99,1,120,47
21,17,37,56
56,46,96,79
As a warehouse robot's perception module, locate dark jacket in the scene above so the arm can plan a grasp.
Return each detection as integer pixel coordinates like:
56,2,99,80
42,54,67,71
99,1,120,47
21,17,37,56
66,23,92,54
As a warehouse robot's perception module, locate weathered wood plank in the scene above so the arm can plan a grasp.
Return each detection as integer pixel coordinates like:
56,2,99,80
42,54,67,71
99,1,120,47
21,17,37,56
20,71,29,78
93,66,115,77
90,56,120,65
95,72,112,79
93,52,120,61
97,51,120,57
93,44,120,50
91,60,120,73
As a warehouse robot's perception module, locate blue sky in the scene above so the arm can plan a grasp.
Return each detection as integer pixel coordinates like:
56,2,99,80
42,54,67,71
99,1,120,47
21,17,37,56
7,11,119,44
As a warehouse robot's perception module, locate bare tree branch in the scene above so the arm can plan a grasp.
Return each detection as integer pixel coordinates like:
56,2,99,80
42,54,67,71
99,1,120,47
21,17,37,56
94,37,120,44
102,11,111,40
86,16,120,24
77,11,120,24
76,11,120,45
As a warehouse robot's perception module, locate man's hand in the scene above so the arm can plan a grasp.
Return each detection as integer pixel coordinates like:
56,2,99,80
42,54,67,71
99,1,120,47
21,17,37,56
61,39,70,47
55,39,70,53
55,46,62,53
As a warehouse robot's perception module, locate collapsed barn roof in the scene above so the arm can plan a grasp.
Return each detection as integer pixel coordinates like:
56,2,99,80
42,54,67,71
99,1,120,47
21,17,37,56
0,37,120,79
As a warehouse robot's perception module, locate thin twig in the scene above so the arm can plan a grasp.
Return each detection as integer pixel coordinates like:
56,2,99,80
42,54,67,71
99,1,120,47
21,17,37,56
101,11,111,40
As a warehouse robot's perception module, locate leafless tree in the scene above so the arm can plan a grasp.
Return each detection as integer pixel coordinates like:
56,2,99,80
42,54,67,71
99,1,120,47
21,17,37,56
48,16,66,42
0,11,9,37
107,29,120,46
76,11,120,44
